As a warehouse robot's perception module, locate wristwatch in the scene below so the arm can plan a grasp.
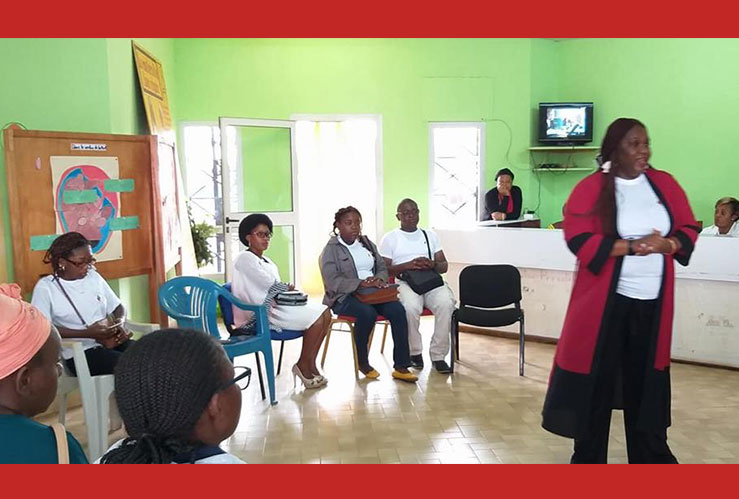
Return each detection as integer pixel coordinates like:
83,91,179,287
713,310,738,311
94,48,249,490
627,240,636,256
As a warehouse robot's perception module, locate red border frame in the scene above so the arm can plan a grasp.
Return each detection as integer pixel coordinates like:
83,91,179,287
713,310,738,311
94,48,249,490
3,0,738,36
3,0,737,487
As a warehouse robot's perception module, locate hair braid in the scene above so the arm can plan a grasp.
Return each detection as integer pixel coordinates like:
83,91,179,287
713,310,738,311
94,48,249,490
100,329,228,464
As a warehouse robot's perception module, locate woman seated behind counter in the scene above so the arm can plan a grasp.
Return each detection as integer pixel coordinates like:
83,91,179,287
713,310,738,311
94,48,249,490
700,197,739,237
481,168,523,221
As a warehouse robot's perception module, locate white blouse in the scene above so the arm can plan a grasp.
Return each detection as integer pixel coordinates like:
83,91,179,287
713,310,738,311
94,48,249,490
338,237,375,279
615,174,671,300
231,251,281,328
701,221,739,237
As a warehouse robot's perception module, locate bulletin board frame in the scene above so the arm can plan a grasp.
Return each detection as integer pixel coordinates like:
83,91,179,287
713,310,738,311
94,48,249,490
3,128,168,324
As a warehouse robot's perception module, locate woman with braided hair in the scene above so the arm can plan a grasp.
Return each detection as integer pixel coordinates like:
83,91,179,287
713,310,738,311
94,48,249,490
99,329,246,464
319,206,417,382
541,118,699,463
31,231,133,376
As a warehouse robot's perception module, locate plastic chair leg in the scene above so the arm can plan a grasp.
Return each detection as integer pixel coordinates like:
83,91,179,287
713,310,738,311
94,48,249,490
260,345,278,406
277,340,285,375
109,396,122,432
58,394,68,424
94,388,111,461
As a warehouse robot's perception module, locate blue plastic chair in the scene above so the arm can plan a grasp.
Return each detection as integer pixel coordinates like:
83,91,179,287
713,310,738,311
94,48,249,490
219,283,303,379
158,276,277,405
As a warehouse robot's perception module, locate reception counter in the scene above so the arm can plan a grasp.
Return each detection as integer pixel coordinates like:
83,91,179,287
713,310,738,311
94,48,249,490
437,226,739,368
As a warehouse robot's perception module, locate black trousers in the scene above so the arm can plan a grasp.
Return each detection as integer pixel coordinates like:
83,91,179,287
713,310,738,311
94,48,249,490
64,340,133,376
572,294,677,464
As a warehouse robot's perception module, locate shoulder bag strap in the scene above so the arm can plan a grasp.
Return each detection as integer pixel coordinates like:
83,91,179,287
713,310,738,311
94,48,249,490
54,277,89,328
50,423,70,464
420,229,432,259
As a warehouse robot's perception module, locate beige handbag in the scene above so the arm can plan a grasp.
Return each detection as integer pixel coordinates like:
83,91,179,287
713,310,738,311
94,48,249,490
51,422,70,464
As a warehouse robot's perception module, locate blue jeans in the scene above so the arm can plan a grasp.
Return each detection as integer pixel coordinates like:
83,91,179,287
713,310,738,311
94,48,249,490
333,295,411,370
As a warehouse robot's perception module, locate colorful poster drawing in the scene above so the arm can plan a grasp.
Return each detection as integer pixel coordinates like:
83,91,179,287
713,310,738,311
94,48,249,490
51,156,123,262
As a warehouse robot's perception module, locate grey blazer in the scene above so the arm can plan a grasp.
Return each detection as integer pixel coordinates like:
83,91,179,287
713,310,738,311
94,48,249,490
319,235,389,308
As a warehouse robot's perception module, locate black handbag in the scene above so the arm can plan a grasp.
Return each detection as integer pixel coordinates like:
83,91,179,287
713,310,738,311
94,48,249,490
398,230,444,295
275,290,308,306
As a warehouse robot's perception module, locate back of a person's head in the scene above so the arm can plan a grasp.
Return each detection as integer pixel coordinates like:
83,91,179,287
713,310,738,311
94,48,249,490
100,329,230,464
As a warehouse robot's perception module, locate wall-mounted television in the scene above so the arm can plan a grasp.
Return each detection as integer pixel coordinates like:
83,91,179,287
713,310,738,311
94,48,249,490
538,102,593,145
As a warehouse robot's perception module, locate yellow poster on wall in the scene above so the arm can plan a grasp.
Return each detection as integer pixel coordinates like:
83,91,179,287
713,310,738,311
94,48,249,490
132,42,174,144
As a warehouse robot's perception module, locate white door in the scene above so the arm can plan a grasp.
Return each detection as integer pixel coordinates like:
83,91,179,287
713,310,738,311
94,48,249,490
219,118,299,285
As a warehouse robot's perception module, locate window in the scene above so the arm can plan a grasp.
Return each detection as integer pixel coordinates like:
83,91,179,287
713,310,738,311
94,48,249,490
429,123,485,229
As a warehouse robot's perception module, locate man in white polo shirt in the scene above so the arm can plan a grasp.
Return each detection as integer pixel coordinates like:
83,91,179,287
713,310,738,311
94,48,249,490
380,199,456,374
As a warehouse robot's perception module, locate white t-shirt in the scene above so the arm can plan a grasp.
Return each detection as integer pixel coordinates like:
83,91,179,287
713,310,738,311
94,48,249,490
701,221,739,237
338,237,375,279
379,228,442,265
615,174,671,300
31,270,122,359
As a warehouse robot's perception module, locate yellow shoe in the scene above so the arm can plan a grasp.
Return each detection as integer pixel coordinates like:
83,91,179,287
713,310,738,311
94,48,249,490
392,370,418,383
359,366,380,379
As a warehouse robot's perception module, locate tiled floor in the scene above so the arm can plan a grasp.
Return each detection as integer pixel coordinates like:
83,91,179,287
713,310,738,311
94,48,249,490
41,318,739,463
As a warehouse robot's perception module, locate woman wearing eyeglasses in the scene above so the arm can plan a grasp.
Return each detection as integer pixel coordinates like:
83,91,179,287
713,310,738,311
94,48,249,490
231,214,331,389
31,231,133,376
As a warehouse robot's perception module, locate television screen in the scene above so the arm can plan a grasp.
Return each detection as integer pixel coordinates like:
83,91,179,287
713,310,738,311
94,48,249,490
538,102,593,144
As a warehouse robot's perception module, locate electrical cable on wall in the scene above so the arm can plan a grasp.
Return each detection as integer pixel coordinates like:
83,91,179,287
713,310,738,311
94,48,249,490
1,122,29,150
485,118,516,172
2,122,28,130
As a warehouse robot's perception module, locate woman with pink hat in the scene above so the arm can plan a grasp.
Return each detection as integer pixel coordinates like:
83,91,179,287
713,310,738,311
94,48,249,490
0,283,88,463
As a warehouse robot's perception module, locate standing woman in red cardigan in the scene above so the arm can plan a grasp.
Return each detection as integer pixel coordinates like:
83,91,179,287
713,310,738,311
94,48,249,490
541,118,700,463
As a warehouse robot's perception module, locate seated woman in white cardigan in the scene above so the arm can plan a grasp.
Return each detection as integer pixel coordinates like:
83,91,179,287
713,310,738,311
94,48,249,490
231,214,331,389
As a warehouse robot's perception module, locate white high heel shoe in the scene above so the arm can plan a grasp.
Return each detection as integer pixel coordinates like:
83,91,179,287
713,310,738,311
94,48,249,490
292,364,323,389
313,373,328,386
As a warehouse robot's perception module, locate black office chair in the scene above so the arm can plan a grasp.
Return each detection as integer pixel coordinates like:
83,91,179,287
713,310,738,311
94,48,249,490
451,264,525,376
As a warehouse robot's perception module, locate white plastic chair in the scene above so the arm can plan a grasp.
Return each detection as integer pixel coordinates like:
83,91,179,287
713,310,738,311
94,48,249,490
56,320,158,461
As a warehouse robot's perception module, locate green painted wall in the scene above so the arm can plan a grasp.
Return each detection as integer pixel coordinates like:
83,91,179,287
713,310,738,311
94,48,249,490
550,38,739,225
172,38,536,232
0,38,176,321
0,38,110,283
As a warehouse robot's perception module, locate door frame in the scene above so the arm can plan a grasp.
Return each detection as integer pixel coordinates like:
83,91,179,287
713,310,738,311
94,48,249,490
290,114,384,240
219,117,300,285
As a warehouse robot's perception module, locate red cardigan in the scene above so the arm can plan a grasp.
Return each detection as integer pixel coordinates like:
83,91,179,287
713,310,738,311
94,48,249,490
555,167,699,375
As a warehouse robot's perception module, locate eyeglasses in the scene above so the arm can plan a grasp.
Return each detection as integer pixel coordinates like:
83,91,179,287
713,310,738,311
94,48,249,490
65,257,96,268
398,209,419,216
250,231,272,239
218,366,251,392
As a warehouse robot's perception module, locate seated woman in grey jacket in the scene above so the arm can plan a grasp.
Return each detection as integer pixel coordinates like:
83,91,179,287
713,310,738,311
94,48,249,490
319,206,417,382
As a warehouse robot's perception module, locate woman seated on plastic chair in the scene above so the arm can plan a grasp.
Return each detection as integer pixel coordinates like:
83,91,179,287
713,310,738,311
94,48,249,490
231,214,331,389
31,232,133,377
0,283,88,463
319,206,417,382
